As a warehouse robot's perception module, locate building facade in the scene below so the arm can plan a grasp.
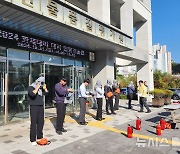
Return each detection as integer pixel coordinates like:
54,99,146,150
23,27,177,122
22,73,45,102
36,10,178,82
153,43,172,74
115,0,154,90
0,0,152,125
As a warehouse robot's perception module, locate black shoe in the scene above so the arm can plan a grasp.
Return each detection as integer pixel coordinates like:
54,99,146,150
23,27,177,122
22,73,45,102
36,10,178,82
96,118,102,121
128,106,133,109
101,118,105,120
79,122,87,125
146,110,151,113
56,130,62,135
106,112,111,115
61,128,67,132
111,112,116,115
138,110,144,113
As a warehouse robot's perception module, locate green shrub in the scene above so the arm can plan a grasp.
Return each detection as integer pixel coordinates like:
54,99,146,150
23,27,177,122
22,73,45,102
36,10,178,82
119,94,127,100
150,89,165,99
164,89,173,98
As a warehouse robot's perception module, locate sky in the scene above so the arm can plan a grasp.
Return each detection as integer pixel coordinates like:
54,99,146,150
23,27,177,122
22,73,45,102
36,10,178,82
152,0,180,63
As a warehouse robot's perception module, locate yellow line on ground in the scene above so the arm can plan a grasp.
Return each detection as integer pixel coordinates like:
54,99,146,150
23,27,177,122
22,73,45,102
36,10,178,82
88,120,180,146
45,113,180,146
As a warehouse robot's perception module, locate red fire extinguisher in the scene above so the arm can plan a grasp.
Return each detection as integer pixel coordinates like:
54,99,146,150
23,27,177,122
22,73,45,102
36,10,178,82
127,124,133,138
136,117,141,130
160,118,165,130
156,124,162,136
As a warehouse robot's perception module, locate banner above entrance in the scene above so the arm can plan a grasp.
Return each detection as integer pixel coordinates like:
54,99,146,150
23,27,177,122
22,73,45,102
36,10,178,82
0,27,95,61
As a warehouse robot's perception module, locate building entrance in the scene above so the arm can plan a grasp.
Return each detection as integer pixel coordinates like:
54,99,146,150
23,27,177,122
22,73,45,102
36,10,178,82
30,62,90,113
0,60,7,125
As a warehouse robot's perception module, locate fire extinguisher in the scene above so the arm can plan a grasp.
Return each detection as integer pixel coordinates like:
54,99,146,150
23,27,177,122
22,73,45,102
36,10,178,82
156,124,162,136
136,117,141,130
160,118,165,130
127,124,133,138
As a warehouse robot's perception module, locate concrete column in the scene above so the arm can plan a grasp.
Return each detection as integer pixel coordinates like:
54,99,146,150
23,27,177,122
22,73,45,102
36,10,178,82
120,0,133,37
136,17,154,90
88,0,110,24
92,51,115,87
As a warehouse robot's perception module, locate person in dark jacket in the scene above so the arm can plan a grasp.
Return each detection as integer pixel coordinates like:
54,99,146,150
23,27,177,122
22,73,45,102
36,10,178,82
112,80,121,110
127,81,135,109
28,76,48,146
104,80,116,115
54,77,73,135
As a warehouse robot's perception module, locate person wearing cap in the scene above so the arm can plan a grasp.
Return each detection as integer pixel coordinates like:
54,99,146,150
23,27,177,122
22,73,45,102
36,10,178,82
54,77,73,135
78,79,92,125
28,76,48,146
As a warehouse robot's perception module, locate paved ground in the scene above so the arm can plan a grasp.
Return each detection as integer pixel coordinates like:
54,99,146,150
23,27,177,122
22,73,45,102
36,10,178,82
0,100,180,154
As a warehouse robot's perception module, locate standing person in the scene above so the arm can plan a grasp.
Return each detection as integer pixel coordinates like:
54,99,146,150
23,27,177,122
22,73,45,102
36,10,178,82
78,79,92,125
138,80,151,113
112,80,121,110
54,77,73,135
28,76,48,146
127,81,135,109
104,80,116,115
94,80,105,121
144,81,149,94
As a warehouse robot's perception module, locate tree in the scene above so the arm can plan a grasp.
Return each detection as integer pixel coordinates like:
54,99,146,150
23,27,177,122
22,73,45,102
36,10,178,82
172,62,180,74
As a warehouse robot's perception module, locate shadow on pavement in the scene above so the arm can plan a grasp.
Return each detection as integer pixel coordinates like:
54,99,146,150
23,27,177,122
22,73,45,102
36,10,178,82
146,129,157,135
49,117,57,130
145,116,161,123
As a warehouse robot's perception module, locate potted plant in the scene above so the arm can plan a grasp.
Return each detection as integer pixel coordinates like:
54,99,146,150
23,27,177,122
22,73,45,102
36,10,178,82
164,89,173,105
150,89,165,107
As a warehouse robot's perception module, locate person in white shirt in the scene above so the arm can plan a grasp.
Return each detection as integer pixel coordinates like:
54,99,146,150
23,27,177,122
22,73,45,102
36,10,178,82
94,80,105,121
78,79,92,125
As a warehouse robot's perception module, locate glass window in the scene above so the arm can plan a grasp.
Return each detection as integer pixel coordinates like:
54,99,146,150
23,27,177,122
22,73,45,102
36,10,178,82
63,58,75,66
31,52,62,64
75,60,83,67
0,47,6,57
8,60,29,122
65,0,88,11
8,49,29,60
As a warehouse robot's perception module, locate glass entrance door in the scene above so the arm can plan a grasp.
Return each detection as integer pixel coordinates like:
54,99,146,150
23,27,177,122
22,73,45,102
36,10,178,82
0,61,6,125
30,62,74,109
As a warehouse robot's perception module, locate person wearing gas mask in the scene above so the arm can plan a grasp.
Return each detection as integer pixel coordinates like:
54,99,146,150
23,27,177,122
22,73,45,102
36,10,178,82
94,80,105,121
112,80,121,110
28,76,48,146
54,77,73,135
104,80,116,115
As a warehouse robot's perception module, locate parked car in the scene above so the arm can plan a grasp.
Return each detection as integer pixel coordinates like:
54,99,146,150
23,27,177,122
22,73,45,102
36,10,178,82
120,87,138,100
120,88,128,95
169,88,180,100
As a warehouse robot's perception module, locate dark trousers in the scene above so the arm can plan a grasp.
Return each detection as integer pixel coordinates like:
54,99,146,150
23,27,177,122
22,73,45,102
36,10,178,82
114,94,120,110
106,97,114,113
139,97,151,111
96,98,103,119
128,94,133,109
79,97,86,122
56,103,66,131
30,105,44,142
